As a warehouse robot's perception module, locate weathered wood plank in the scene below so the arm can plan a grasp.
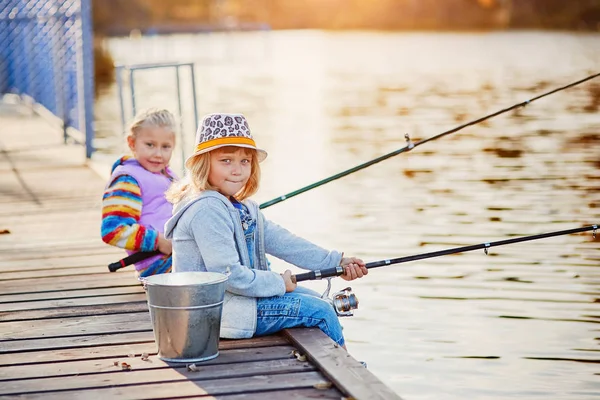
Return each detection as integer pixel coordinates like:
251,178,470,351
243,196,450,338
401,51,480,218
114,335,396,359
0,245,116,259
0,358,313,395
0,341,156,366
0,274,140,294
0,370,329,399
0,286,144,303
0,266,116,281
0,292,147,312
284,328,404,400
1,246,119,257
0,345,296,380
0,301,149,321
0,335,288,366
206,388,344,399
0,202,99,215
0,253,121,272
0,312,152,341
0,223,101,244
0,202,98,217
0,269,132,282
0,332,155,354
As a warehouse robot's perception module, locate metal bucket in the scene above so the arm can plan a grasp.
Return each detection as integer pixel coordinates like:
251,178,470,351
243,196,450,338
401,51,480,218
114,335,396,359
144,271,228,363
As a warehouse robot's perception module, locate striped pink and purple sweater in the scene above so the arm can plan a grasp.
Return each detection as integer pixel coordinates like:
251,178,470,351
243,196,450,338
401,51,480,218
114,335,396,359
101,157,173,276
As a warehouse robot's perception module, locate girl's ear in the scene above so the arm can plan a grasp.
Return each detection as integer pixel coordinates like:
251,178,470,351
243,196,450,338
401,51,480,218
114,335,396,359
126,135,136,151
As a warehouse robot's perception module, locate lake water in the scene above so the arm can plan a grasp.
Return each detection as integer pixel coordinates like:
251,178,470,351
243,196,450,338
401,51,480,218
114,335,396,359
96,30,600,400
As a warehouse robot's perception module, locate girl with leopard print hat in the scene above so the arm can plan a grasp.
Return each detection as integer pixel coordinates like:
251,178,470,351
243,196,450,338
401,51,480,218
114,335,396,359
165,113,368,349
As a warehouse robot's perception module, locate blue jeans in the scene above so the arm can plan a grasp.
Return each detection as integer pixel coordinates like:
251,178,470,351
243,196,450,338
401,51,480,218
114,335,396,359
255,286,345,346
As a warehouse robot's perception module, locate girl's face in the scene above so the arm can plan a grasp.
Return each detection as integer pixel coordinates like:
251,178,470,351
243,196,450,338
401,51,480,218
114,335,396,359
127,126,175,173
208,147,253,197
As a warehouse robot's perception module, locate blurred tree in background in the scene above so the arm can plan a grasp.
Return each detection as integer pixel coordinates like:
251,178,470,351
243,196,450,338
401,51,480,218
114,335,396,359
92,0,600,35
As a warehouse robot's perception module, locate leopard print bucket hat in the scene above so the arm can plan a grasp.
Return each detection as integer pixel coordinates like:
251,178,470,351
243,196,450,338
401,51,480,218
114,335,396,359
186,113,267,167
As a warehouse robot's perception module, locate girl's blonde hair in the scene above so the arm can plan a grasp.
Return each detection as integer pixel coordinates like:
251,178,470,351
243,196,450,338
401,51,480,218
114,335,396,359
128,108,177,139
166,147,261,204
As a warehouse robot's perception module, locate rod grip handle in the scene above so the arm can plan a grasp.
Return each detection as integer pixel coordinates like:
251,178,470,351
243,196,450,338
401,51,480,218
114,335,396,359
107,250,162,272
292,266,344,283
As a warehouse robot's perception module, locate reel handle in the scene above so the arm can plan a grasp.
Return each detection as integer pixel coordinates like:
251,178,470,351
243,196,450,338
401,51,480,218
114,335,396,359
292,266,344,283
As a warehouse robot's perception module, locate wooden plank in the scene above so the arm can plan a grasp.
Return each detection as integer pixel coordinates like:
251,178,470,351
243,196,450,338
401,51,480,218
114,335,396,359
0,313,152,339
0,250,114,262
0,335,288,366
284,328,403,400
1,210,101,223
0,357,312,395
0,292,147,311
0,301,149,321
0,193,97,203
0,253,120,272
0,240,115,252
0,266,124,281
0,270,134,285
0,274,140,294
0,345,296,380
0,202,98,216
0,226,101,244
0,286,144,303
0,370,330,399
0,332,155,354
0,341,156,366
204,388,344,399
0,245,115,258
0,198,97,209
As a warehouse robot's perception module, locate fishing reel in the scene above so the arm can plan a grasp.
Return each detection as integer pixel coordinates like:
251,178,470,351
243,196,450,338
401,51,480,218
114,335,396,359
321,278,359,317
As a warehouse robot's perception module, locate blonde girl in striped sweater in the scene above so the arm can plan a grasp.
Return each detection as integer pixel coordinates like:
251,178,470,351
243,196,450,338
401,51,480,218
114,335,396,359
101,109,178,277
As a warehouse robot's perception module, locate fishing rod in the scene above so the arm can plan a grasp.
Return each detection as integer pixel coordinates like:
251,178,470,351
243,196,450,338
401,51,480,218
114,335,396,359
294,224,597,316
293,224,598,282
108,73,599,272
259,72,600,209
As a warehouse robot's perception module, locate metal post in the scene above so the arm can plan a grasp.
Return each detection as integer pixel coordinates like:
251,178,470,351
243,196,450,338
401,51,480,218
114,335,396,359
115,66,127,138
24,18,33,100
189,63,199,131
51,17,67,143
175,64,185,162
80,0,95,158
129,68,136,116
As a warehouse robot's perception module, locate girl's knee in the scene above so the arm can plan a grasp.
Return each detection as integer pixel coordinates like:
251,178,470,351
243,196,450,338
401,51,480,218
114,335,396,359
305,299,344,344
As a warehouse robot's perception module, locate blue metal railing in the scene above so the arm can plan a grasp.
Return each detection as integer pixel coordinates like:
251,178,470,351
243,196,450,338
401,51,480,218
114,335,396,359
0,0,95,158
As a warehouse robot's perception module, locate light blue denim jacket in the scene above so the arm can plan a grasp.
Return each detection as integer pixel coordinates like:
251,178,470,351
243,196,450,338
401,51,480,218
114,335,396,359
164,190,343,339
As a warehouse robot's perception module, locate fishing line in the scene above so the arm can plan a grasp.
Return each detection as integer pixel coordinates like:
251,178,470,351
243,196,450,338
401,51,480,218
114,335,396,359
260,72,600,209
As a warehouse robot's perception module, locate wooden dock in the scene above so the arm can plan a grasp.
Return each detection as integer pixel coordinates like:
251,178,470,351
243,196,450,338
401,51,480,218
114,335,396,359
0,102,402,400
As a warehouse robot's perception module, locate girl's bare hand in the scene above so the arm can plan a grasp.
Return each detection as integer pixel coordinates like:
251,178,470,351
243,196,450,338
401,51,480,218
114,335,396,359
157,233,173,255
340,257,368,281
281,270,297,292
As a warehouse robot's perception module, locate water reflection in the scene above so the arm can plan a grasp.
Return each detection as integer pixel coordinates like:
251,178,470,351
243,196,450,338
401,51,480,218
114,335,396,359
96,31,600,400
